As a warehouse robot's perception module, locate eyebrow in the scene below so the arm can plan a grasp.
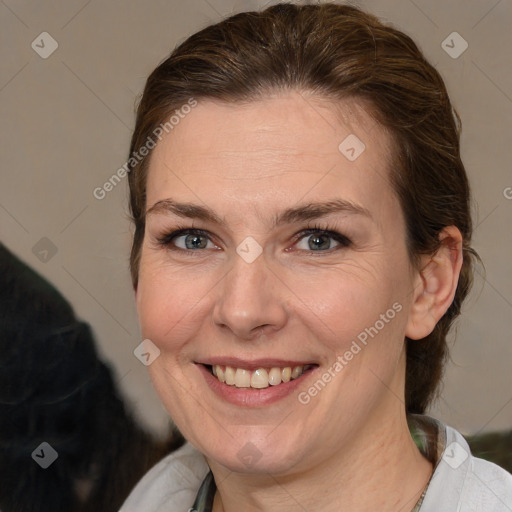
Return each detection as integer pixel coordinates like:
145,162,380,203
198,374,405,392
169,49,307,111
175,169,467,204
146,198,372,226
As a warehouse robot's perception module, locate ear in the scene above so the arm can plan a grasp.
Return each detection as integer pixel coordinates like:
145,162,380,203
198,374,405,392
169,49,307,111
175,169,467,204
405,226,464,340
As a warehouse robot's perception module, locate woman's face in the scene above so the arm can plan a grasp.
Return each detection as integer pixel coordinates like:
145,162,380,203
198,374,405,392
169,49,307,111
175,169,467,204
136,92,421,474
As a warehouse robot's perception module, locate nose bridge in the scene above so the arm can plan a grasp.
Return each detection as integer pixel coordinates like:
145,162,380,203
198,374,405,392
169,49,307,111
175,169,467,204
212,250,287,339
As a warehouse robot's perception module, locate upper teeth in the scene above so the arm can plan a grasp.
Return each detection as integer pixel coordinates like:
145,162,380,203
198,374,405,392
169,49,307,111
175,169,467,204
211,365,311,389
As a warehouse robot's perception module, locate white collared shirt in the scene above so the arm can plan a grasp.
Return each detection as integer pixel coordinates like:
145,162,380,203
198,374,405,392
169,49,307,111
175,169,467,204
119,416,512,511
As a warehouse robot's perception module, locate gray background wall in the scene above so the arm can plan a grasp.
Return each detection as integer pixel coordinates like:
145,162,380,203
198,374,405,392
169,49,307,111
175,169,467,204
1,0,511,438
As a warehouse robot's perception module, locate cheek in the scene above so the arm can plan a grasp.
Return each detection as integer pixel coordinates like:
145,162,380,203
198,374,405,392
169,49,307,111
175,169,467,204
294,269,409,409
136,255,210,351
290,259,406,347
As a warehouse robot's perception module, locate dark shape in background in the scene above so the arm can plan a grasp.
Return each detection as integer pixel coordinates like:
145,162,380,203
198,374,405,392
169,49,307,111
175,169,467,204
0,243,183,512
468,430,512,473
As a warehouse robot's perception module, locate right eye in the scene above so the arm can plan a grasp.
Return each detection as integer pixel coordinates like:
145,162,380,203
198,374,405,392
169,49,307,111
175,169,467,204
157,229,219,252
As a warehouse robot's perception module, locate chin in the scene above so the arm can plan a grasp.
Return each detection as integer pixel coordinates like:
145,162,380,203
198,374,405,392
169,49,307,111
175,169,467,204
210,452,303,476
199,430,309,476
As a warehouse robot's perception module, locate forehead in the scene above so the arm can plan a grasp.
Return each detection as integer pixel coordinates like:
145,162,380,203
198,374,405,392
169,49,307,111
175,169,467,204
145,92,396,219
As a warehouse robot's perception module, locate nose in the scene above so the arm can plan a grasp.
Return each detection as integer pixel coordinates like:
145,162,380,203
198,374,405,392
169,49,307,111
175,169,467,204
212,252,288,341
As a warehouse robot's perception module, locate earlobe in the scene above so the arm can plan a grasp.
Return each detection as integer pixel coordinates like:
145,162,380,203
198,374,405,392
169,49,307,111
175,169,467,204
405,226,464,340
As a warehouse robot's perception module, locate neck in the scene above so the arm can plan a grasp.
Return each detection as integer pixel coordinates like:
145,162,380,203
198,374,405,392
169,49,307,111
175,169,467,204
210,404,432,512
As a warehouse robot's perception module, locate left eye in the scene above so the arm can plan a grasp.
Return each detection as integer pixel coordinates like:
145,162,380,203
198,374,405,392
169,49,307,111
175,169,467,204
295,230,350,251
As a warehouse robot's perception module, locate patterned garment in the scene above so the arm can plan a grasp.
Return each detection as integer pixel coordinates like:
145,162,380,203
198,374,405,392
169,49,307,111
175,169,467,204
191,470,216,511
191,413,446,511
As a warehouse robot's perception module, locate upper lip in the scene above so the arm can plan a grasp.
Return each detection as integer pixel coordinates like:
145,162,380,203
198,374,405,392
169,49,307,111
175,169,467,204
197,357,317,371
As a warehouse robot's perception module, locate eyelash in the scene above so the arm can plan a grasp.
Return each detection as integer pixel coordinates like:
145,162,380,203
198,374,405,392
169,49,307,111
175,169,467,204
155,223,352,254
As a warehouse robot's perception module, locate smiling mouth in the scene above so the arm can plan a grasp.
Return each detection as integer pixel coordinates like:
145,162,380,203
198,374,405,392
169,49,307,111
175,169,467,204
205,364,317,389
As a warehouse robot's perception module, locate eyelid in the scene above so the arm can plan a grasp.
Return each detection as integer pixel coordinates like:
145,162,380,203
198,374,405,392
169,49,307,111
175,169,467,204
156,227,218,250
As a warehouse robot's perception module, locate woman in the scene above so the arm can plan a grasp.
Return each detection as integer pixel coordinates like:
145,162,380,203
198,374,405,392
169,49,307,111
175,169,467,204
119,3,512,511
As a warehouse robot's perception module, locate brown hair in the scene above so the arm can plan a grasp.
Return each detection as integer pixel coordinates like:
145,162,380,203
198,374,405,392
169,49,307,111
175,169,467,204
127,3,476,414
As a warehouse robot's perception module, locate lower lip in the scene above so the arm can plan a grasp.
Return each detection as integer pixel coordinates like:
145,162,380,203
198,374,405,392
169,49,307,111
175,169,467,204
196,364,316,407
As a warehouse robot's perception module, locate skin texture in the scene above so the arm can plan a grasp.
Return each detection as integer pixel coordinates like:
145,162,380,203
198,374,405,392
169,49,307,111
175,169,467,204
135,91,463,511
